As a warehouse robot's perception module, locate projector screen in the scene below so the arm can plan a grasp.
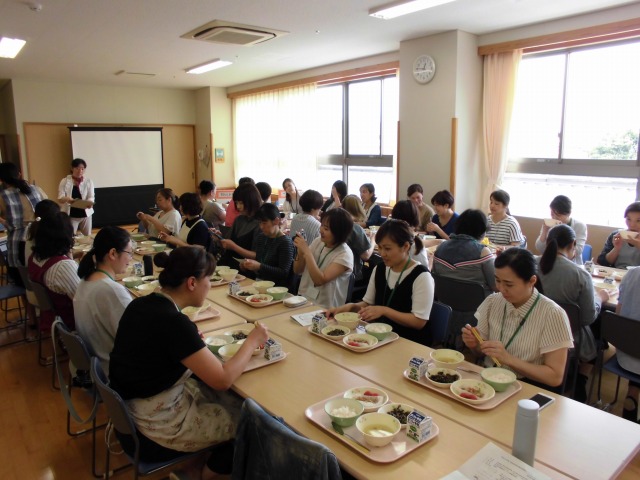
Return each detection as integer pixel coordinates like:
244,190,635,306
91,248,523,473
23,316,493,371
69,127,163,188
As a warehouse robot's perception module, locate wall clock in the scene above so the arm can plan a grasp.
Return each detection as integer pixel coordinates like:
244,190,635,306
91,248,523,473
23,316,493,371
413,54,436,84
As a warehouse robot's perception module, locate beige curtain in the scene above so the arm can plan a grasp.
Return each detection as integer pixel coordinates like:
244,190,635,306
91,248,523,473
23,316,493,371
481,49,523,205
232,83,318,188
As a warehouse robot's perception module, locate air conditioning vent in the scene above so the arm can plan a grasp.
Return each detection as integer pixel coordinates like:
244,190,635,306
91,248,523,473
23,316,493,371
182,20,288,46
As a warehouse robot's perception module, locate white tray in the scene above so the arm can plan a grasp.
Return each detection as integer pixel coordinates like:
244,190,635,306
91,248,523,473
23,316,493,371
305,392,439,463
210,274,247,287
228,292,294,308
191,304,221,322
308,324,400,353
217,350,288,372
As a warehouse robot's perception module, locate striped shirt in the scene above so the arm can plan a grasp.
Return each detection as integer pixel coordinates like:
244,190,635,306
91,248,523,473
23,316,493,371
474,290,573,375
486,215,524,246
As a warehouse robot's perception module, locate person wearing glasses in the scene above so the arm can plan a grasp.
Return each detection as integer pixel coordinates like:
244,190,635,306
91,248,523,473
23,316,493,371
74,226,133,375
28,212,79,330
327,220,434,344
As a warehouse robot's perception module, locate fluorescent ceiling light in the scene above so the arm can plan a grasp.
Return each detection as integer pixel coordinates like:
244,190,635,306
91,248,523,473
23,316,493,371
0,37,26,58
370,0,456,20
185,59,232,74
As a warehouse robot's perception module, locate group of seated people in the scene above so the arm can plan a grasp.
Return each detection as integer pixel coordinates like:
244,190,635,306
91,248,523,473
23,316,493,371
7,159,640,479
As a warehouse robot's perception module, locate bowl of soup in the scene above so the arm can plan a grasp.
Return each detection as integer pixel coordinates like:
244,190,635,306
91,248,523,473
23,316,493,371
218,343,242,362
355,412,401,447
430,349,465,369
335,312,360,330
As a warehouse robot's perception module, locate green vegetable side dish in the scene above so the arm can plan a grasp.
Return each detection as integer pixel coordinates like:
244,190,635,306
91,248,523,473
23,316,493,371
387,405,410,424
326,328,346,336
428,370,459,384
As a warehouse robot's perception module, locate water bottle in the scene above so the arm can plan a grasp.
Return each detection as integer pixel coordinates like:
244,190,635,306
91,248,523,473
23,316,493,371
512,399,539,466
143,254,154,276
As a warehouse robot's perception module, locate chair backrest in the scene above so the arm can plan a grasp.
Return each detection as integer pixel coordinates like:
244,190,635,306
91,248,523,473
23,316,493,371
90,357,138,438
601,311,640,358
582,244,593,263
53,320,93,371
432,274,487,312
558,303,581,336
425,301,452,347
29,280,54,312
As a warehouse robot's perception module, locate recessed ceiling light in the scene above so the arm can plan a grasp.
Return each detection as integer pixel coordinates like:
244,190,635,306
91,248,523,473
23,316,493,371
0,37,27,58
185,59,232,74
369,0,456,20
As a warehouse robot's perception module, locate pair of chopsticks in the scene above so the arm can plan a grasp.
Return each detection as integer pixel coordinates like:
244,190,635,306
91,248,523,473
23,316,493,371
468,325,502,367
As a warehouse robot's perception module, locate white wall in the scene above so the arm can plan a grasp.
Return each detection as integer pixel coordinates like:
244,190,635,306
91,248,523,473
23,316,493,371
11,79,197,176
210,87,233,188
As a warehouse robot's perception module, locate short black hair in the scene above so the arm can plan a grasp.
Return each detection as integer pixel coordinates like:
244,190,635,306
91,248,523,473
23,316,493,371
550,195,571,215
454,209,488,240
71,158,87,169
255,203,281,222
232,183,262,217
321,208,353,246
238,177,255,185
391,200,419,228
33,212,74,260
199,180,215,196
624,201,640,217
431,190,454,207
299,190,324,213
490,190,510,206
255,182,272,202
179,192,203,216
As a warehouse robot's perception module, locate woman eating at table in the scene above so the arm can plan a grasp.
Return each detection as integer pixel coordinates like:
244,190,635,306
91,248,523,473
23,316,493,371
406,183,435,232
288,189,323,245
534,195,587,265
293,208,354,308
462,248,573,391
538,224,606,401
486,189,525,248
321,180,347,212
358,183,382,228
74,226,132,375
230,203,294,286
28,212,79,330
597,201,640,269
390,200,429,268
426,190,458,240
432,209,496,295
217,183,263,270
110,246,269,479
282,178,302,215
136,188,182,238
159,192,210,250
328,219,434,344
342,194,374,281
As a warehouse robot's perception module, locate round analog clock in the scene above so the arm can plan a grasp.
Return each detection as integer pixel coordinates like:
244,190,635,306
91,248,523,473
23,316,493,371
413,54,436,84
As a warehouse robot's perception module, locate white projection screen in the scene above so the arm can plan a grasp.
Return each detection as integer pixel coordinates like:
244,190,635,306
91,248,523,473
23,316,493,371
68,127,164,227
69,127,163,187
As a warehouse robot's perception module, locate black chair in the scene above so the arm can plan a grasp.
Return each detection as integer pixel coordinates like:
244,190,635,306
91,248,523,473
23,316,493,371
52,319,105,478
29,280,61,389
424,301,452,348
557,303,581,400
351,252,383,302
595,311,640,409
432,274,488,349
0,239,27,347
90,358,206,480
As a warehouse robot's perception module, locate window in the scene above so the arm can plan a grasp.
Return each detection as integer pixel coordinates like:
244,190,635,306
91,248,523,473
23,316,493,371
506,39,640,225
317,76,398,203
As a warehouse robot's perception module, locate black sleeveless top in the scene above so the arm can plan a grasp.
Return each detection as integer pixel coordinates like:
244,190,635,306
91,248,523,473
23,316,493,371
373,263,431,345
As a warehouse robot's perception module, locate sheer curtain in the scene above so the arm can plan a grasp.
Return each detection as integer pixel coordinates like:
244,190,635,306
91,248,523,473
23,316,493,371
481,49,522,205
233,83,318,189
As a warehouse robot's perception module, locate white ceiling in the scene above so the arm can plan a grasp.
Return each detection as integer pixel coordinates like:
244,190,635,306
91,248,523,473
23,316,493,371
0,0,637,90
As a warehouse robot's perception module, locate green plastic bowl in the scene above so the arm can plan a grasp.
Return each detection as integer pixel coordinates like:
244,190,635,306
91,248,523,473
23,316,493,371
324,398,364,428
205,335,234,354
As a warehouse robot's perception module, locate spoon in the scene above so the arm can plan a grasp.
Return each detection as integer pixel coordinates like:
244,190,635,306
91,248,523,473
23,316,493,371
331,422,371,453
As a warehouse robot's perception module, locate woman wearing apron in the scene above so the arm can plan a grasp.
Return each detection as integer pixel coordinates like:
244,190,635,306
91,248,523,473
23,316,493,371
159,193,210,250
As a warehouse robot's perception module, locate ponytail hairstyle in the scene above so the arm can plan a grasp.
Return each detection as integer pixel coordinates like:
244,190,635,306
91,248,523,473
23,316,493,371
157,188,179,210
360,183,377,203
27,199,61,242
154,246,216,289
78,226,131,279
391,200,420,229
375,218,423,256
490,189,512,216
494,247,543,294
0,162,32,194
539,224,576,275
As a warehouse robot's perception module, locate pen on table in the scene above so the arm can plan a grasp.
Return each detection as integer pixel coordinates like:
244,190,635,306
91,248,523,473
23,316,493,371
467,324,502,367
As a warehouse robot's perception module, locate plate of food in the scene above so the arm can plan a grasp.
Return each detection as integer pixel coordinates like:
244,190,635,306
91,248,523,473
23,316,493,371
425,366,460,388
135,247,155,255
342,333,378,351
245,294,273,305
450,379,495,405
343,386,389,412
377,402,414,429
225,329,252,342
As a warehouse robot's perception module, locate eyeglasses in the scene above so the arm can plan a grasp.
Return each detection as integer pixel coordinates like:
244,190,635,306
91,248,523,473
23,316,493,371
119,250,134,258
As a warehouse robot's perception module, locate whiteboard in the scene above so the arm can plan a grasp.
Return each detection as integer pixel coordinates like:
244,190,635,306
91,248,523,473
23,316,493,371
69,128,163,188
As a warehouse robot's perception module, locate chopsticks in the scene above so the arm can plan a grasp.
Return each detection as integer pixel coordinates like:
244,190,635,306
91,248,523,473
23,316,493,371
469,325,502,367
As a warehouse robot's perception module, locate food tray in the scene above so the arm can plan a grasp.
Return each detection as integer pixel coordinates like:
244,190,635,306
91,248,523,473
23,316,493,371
134,247,156,255
308,325,400,353
591,267,626,281
403,367,521,410
190,305,221,322
305,393,439,463
228,291,295,308
216,351,287,372
209,274,246,287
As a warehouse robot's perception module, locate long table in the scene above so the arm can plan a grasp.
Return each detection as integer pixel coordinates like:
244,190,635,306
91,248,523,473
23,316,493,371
256,308,640,480
204,326,570,479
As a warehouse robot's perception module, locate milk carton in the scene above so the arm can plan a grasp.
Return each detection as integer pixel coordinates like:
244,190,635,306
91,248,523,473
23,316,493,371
408,356,428,381
407,410,432,443
264,338,284,361
311,313,327,334
228,281,240,296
